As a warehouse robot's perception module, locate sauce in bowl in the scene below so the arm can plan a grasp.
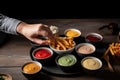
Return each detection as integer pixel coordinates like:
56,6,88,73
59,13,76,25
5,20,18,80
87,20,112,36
81,57,102,70
76,43,95,54
57,54,77,66
77,45,94,54
86,35,101,42
86,33,103,42
23,62,42,74
34,48,52,59
65,29,81,37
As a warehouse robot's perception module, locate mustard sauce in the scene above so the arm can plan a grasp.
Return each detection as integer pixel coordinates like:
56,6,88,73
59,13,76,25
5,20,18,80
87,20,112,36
66,30,80,37
23,62,41,74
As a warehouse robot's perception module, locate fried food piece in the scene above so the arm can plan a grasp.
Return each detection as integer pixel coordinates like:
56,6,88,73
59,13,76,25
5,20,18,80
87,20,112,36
49,37,75,50
103,42,120,58
109,42,120,56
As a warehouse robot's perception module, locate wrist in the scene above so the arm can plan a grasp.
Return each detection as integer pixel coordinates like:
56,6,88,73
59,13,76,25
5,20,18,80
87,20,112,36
16,22,27,35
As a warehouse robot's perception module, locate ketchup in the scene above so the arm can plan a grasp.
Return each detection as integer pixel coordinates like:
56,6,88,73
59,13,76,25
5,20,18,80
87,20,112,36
86,35,101,42
34,49,52,59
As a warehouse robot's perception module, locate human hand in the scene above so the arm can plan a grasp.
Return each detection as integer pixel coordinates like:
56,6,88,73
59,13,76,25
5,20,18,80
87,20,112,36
17,22,55,45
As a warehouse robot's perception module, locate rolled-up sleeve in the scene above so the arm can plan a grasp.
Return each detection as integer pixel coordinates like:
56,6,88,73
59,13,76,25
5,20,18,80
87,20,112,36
0,14,22,35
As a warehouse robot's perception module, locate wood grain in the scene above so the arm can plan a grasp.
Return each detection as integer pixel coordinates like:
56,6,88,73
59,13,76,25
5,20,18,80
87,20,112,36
0,19,120,80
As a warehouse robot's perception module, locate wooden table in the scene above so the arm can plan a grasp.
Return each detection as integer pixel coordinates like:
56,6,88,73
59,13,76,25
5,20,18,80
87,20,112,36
0,19,120,80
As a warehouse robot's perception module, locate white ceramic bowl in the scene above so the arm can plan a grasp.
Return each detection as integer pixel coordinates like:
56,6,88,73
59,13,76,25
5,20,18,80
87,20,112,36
75,43,96,58
85,33,103,43
81,56,102,71
64,28,81,38
32,47,53,65
21,61,42,79
49,41,76,55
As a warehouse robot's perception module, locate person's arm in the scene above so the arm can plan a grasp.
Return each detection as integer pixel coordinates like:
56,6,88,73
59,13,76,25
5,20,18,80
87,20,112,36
0,14,55,45
16,22,55,45
0,14,22,35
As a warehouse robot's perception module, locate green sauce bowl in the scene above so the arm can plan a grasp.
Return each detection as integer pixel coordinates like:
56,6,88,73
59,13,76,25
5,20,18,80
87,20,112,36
55,54,77,73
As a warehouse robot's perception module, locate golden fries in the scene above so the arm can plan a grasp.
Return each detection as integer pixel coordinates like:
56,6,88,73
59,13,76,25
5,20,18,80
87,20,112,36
57,40,66,50
49,37,75,50
103,42,120,57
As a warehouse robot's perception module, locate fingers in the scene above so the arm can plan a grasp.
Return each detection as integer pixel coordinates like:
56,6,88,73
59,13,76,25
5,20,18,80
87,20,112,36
39,24,55,41
30,24,55,45
31,38,49,45
39,24,52,36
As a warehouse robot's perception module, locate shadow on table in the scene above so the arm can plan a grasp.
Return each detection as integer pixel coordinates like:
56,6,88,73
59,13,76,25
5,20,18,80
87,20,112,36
27,73,53,80
95,70,120,80
85,67,120,80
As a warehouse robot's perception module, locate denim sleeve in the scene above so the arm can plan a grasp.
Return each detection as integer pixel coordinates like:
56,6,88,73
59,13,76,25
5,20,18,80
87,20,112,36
0,14,22,35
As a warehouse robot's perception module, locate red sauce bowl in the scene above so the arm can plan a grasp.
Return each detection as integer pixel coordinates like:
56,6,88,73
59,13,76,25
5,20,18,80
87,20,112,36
32,47,53,65
85,33,103,42
85,33,103,47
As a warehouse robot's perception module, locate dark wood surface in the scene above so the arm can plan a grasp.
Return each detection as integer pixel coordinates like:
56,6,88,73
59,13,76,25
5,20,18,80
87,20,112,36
0,19,120,80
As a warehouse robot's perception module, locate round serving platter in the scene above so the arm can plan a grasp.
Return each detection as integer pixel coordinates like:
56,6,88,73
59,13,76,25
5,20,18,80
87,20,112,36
29,36,109,76
30,46,85,76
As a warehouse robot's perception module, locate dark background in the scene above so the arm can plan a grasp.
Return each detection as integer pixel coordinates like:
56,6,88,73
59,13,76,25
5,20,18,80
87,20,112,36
1,2,120,20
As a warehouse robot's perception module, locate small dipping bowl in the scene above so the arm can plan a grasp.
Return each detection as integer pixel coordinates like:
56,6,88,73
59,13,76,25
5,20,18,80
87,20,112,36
81,56,102,74
64,28,81,38
64,28,82,44
21,61,42,79
85,33,103,47
0,73,12,80
55,54,77,73
75,43,96,58
32,47,53,65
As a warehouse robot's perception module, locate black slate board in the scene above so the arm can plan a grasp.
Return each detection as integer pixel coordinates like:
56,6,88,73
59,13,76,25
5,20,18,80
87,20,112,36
29,36,109,76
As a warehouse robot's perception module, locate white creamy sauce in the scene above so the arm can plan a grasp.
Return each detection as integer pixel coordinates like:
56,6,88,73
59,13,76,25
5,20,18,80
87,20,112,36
77,45,94,54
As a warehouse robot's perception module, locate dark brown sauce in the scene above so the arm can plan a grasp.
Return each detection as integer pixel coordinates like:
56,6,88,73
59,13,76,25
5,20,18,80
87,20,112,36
86,35,101,42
